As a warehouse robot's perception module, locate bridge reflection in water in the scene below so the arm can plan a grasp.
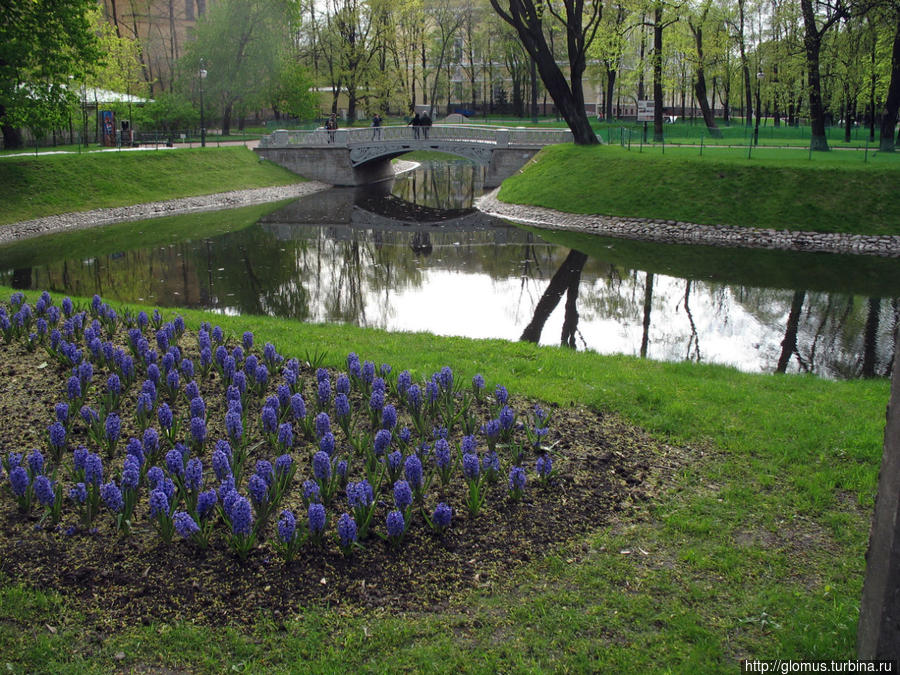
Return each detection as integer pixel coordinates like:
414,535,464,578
0,160,897,378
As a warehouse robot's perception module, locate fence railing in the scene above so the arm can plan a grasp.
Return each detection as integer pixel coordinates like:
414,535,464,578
259,124,573,149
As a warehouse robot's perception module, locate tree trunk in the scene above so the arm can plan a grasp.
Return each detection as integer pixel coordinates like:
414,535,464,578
640,273,654,358
777,290,806,373
605,63,616,121
863,297,881,378
880,14,900,152
800,0,830,151
520,250,589,344
222,104,232,137
691,22,722,138
652,6,664,142
738,0,752,127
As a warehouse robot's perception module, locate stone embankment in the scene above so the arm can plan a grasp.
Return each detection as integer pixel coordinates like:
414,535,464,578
0,183,329,245
477,188,900,258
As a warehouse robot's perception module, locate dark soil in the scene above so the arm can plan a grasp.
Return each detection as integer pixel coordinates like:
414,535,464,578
0,320,673,631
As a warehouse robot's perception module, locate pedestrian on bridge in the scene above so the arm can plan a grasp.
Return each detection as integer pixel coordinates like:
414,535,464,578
422,112,432,139
325,113,338,143
372,113,382,140
409,112,421,139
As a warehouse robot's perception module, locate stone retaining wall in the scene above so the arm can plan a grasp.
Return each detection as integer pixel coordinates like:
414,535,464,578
476,189,900,258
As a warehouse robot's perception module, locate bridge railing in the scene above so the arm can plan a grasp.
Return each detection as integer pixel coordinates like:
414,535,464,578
259,124,573,148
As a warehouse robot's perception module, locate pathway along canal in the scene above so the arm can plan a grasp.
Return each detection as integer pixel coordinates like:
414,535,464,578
1,159,898,379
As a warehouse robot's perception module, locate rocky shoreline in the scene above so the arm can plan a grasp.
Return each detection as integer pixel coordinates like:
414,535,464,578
0,182,330,245
476,188,900,258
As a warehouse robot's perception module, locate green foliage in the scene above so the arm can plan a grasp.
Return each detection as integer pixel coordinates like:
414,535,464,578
140,92,200,132
270,59,318,121
0,0,100,143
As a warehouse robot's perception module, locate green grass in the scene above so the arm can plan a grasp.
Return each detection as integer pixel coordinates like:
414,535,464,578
0,147,302,225
0,288,888,672
498,144,900,235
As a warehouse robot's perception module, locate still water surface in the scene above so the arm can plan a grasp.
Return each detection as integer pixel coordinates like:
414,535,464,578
1,160,898,379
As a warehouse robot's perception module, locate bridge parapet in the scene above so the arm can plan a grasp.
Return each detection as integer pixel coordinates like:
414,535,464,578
258,124,573,149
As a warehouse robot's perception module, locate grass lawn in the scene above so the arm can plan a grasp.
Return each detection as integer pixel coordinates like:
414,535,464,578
497,144,900,235
0,147,302,226
0,287,887,673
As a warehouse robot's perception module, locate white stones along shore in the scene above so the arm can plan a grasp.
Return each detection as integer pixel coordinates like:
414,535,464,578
0,182,330,245
476,188,900,258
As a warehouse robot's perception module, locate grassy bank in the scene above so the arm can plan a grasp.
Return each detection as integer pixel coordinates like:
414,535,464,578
0,147,301,225
0,288,887,672
497,144,900,236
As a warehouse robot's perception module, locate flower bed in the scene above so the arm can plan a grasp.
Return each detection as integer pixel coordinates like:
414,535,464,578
0,291,658,627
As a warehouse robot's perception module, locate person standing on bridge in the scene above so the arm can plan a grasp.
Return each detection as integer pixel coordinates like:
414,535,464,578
422,112,432,139
409,112,421,139
372,113,382,140
326,113,338,143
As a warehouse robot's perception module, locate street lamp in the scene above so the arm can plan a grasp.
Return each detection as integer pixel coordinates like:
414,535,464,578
753,69,764,146
199,61,207,147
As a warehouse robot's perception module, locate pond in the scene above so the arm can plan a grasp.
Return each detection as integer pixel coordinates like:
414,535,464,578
1,159,898,379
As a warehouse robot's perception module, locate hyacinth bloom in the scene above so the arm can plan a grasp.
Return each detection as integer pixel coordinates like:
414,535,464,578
146,466,165,490
55,402,69,425
335,394,350,421
347,352,361,378
277,423,293,451
482,452,501,483
291,393,307,422
387,451,403,482
425,380,439,404
404,454,424,492
9,466,29,498
432,502,452,533
461,435,478,456
174,512,200,541
393,480,413,512
499,406,515,431
337,513,357,553
308,503,326,545
143,428,160,462
313,451,332,483
48,422,66,459
225,409,243,444
185,458,203,492
212,448,232,482
315,412,331,439
242,331,254,351
100,481,123,513
277,509,297,544
157,403,173,430
407,384,422,412
397,370,411,399
302,480,321,505
373,429,392,457
369,388,384,414
274,454,293,479
228,495,254,536
536,454,553,482
248,474,269,507
149,489,170,518
382,404,397,430
69,482,87,504
362,360,375,385
233,371,247,395
189,396,206,421
462,453,480,482
508,467,527,502
66,376,81,402
165,448,184,477
472,374,485,393
84,453,103,486
386,509,405,543
336,374,350,396
197,489,217,520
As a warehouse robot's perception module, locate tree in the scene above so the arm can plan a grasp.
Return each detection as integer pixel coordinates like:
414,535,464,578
687,0,723,136
179,0,290,135
489,0,601,144
878,7,900,151
0,0,101,148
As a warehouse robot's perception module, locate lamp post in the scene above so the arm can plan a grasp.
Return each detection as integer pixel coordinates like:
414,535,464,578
199,61,207,147
753,69,764,146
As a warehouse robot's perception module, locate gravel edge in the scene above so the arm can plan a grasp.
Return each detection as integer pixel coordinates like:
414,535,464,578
0,182,331,245
475,188,900,258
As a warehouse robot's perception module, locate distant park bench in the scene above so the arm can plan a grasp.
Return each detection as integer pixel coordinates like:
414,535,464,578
135,132,172,146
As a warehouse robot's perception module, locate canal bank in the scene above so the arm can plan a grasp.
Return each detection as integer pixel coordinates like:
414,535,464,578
476,187,900,258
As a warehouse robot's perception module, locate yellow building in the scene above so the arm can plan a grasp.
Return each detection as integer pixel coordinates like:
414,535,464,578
98,0,211,93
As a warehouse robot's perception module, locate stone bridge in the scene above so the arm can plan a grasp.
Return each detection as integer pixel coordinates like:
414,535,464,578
254,124,574,187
